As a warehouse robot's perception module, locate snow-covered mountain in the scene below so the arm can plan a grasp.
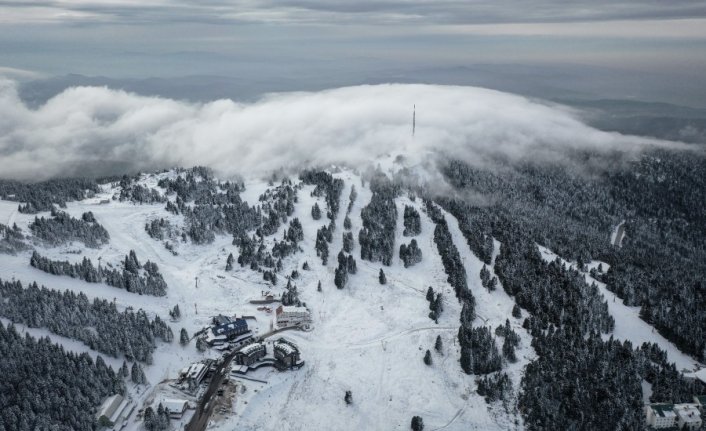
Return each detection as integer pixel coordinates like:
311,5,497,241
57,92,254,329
0,154,705,431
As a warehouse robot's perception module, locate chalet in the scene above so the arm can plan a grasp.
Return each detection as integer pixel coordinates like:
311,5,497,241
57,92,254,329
275,305,311,329
645,404,677,429
235,342,267,366
162,399,189,419
273,338,303,369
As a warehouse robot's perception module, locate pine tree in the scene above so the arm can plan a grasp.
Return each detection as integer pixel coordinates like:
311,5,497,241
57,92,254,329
379,269,387,285
170,304,181,320
344,390,353,405
426,286,434,302
144,406,155,431
121,360,130,377
487,276,497,291
435,335,443,353
424,349,432,366
303,261,310,270
503,337,517,363
317,280,322,292
196,337,208,352
312,203,322,220
131,362,145,384
226,253,234,271
411,416,424,431
180,328,190,346
512,304,522,319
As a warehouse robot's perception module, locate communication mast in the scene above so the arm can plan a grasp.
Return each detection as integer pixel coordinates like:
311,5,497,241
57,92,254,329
412,104,416,137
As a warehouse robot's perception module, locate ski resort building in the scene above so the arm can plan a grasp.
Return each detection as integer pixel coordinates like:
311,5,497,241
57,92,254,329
645,404,677,429
212,314,232,326
674,404,703,429
96,394,134,428
273,338,303,369
205,318,250,346
646,402,703,429
235,342,267,366
275,305,311,329
182,362,208,387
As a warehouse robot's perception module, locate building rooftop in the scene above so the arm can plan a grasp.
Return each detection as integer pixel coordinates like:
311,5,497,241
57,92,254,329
212,318,248,336
162,399,188,413
186,363,206,379
274,341,297,355
241,342,265,355
674,403,701,421
96,394,124,420
650,404,676,418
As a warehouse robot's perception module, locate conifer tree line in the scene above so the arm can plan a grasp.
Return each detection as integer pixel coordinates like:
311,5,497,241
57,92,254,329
403,205,421,236
399,238,422,267
281,278,302,306
118,175,166,204
145,218,176,241
425,287,443,322
0,279,172,363
0,177,100,214
271,217,304,259
334,250,357,289
30,209,110,248
301,170,345,219
359,171,399,265
143,403,171,431
30,249,168,296
440,152,706,362
255,179,298,237
425,200,472,308
0,222,28,254
0,321,125,431
158,167,261,245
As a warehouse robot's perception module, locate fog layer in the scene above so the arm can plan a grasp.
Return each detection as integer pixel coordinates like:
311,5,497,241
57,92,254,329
0,79,684,181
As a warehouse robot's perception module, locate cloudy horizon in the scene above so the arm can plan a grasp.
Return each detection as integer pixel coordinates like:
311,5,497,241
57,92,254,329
2,1,706,108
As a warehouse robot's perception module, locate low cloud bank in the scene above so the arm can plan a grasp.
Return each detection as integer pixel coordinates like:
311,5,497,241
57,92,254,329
0,79,686,181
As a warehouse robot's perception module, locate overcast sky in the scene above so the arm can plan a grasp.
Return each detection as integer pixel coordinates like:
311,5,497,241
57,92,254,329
1,1,706,106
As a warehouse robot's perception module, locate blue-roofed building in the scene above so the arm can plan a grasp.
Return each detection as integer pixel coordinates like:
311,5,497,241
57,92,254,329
205,318,250,346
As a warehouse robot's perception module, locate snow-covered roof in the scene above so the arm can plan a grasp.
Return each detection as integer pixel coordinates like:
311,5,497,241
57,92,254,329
162,398,188,413
241,342,265,355
674,403,701,421
187,363,206,379
649,404,677,418
96,394,124,420
274,340,297,355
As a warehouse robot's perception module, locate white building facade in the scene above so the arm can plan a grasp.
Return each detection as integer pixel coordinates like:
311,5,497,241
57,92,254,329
275,305,312,329
645,404,677,429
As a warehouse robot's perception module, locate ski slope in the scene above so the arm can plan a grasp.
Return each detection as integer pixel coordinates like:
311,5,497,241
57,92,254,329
0,168,526,431
537,245,703,373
